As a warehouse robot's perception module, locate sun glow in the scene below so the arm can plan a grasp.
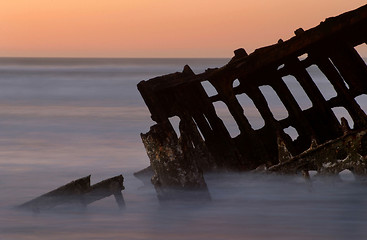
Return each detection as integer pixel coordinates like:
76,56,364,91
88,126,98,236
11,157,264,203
0,0,365,57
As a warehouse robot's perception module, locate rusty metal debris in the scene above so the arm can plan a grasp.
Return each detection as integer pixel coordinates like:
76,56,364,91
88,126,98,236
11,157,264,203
137,4,367,197
18,175,125,212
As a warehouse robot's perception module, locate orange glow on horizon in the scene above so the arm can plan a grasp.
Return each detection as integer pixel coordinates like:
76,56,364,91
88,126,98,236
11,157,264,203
0,0,366,58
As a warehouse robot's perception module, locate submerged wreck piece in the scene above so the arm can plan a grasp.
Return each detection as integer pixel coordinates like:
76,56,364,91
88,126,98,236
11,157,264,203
269,128,367,176
138,4,367,193
141,119,211,201
18,175,91,211
18,175,125,211
83,175,125,209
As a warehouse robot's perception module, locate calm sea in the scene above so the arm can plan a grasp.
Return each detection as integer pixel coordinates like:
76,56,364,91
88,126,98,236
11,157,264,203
0,58,366,240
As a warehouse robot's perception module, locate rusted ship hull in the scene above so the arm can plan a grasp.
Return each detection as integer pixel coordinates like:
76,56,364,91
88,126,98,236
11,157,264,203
138,4,367,198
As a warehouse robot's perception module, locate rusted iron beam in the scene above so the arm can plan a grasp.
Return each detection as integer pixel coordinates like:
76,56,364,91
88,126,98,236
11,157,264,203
83,175,125,209
18,175,91,211
269,127,367,176
138,5,367,93
18,175,125,211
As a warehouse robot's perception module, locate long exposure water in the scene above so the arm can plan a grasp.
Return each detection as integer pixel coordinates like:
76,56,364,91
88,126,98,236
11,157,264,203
0,58,367,240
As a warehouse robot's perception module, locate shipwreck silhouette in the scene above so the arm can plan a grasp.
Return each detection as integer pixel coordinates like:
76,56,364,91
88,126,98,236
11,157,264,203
137,4,367,199
17,5,367,208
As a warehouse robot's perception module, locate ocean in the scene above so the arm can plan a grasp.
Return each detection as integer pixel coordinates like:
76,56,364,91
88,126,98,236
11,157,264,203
0,58,367,240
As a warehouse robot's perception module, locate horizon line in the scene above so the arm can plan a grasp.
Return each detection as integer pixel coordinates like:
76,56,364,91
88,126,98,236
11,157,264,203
0,56,231,60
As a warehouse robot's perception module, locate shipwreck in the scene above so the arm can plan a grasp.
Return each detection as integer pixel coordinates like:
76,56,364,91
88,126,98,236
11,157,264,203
18,175,125,212
137,4,367,199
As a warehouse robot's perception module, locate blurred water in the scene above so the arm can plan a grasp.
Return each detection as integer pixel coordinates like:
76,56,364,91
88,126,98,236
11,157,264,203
0,58,366,240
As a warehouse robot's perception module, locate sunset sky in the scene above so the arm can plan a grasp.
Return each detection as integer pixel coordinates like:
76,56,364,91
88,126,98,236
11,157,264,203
0,0,366,58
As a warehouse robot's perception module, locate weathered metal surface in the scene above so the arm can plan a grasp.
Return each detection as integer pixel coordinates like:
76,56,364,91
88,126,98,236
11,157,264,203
18,175,125,211
18,175,91,211
137,4,367,195
141,120,211,201
133,166,153,186
269,128,367,176
83,175,125,209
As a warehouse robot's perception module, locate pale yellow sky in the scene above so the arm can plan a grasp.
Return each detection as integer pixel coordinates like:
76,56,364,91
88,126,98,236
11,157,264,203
0,0,366,58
